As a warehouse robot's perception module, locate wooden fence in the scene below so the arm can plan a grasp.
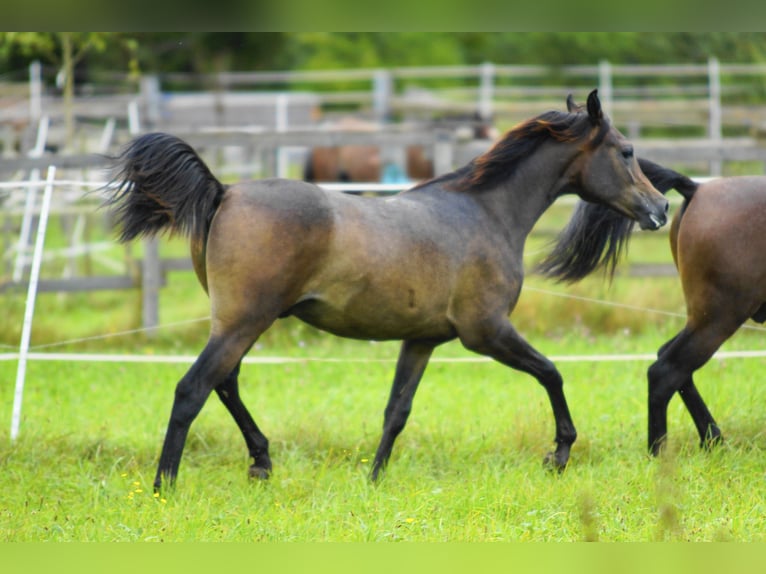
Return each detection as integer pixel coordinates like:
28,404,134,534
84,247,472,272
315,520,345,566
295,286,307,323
5,60,766,162
4,58,766,331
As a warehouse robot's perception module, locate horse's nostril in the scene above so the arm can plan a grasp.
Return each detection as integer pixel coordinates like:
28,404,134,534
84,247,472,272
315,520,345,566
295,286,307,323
664,201,670,213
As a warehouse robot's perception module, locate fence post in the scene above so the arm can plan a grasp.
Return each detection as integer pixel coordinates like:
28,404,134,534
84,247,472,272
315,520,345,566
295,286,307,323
276,93,289,178
128,101,141,135
140,74,162,129
373,69,392,122
598,60,613,117
1,124,13,158
433,130,453,176
708,56,722,176
479,62,495,120
29,60,42,123
98,117,117,153
11,166,56,441
142,237,160,336
13,116,49,283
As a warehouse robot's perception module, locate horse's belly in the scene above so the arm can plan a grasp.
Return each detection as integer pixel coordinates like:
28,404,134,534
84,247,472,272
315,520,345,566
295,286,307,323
287,295,455,341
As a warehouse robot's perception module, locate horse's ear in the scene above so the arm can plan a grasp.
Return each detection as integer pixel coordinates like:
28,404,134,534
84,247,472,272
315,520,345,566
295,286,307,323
566,94,577,112
586,89,603,122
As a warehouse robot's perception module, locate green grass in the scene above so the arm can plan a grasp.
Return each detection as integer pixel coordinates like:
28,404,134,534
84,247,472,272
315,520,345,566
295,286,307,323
3,327,766,541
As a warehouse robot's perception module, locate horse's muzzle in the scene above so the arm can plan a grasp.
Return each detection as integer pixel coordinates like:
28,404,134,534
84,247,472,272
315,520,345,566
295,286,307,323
638,199,669,230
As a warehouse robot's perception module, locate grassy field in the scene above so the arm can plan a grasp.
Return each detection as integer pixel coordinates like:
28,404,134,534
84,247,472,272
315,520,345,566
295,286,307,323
3,323,766,541
3,197,766,542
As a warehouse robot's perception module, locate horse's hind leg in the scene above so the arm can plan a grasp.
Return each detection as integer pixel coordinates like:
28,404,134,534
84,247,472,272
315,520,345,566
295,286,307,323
678,380,722,448
647,316,741,455
460,320,576,471
656,327,721,448
370,339,435,481
154,329,261,491
215,361,272,480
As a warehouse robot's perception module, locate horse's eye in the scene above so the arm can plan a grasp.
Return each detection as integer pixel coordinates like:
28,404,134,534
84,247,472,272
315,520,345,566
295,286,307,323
621,146,634,160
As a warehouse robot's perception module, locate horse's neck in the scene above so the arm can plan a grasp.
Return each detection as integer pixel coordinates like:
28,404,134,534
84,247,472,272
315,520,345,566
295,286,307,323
480,141,578,237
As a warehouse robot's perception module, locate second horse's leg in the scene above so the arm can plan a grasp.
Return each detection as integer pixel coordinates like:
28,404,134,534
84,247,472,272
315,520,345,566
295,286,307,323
678,379,722,448
648,316,740,455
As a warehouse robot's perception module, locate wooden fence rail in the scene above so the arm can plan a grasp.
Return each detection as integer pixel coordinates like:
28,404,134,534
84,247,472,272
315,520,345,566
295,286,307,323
5,59,766,160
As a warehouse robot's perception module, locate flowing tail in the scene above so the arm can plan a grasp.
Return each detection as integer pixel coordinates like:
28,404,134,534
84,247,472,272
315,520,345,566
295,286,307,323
636,157,698,201
104,132,225,245
537,158,699,283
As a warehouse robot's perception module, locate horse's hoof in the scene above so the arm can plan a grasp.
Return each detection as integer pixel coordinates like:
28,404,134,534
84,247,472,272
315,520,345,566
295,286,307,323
701,432,724,451
542,451,568,473
649,436,666,457
248,465,271,480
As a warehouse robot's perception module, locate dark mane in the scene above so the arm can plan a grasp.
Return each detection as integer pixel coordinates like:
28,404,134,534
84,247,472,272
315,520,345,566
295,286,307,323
536,201,635,283
410,109,607,193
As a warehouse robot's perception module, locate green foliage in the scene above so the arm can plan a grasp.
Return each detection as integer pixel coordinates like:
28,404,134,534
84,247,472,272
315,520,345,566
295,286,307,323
0,32,136,71
5,33,766,79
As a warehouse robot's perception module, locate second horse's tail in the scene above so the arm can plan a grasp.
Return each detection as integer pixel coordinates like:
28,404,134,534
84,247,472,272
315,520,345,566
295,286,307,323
104,132,225,245
637,157,698,202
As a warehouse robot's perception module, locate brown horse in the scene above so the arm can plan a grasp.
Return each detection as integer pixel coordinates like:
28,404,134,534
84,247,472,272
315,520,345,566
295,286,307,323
646,163,766,454
540,156,766,456
105,90,668,490
304,145,432,183
303,114,496,183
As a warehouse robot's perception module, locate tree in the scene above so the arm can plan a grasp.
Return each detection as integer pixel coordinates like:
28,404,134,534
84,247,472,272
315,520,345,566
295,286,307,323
0,32,138,151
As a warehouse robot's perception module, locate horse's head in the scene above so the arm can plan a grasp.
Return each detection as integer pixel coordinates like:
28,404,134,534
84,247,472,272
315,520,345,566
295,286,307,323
565,90,668,231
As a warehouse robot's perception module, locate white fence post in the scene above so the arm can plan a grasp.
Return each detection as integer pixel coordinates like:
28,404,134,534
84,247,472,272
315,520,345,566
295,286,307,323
276,93,289,178
479,62,495,120
373,69,392,122
11,166,56,441
433,130,453,176
141,237,160,336
708,56,722,176
140,74,162,128
598,60,613,117
13,115,49,283
29,60,42,122
128,100,141,135
98,117,117,154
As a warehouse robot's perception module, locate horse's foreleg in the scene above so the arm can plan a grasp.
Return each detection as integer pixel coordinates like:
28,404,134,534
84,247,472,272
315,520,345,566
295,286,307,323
461,321,576,471
215,361,272,480
154,334,254,491
370,339,435,481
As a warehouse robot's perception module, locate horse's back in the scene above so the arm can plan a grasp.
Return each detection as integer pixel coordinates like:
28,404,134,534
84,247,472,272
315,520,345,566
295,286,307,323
677,177,766,256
